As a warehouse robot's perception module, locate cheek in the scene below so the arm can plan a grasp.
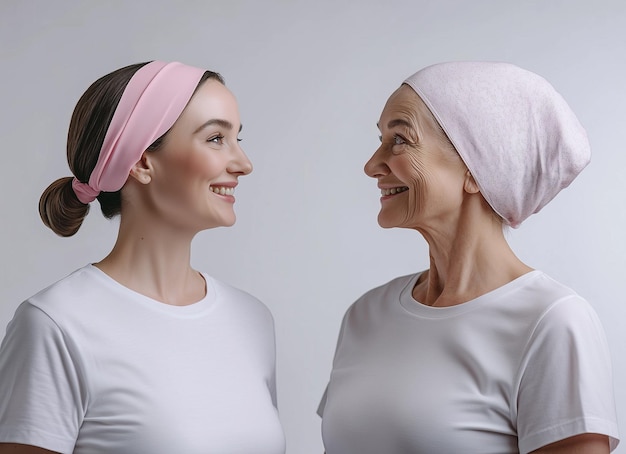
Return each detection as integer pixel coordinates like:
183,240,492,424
174,151,220,180
404,153,429,217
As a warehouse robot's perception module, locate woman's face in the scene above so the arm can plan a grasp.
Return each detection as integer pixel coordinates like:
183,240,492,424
139,79,252,231
364,85,468,231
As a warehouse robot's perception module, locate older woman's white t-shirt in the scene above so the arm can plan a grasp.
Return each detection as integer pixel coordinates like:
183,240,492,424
319,271,619,454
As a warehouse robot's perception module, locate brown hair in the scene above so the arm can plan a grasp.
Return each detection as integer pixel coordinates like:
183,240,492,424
39,63,223,237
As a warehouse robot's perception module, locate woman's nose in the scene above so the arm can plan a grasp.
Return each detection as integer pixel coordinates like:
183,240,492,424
229,144,253,176
364,145,388,178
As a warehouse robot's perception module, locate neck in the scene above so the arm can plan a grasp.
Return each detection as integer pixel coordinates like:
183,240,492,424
413,195,532,307
95,215,205,306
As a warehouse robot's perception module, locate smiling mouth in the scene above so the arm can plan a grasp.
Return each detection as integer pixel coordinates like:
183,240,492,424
381,187,409,196
210,186,235,196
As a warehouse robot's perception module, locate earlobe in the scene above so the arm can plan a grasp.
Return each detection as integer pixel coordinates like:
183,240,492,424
464,169,480,194
129,153,152,185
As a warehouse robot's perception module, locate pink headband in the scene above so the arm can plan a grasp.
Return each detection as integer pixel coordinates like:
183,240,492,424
72,61,206,203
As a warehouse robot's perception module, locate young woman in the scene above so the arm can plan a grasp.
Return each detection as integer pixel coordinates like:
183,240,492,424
319,62,619,453
0,61,285,454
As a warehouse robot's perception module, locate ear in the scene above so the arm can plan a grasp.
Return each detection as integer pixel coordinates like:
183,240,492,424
463,169,480,194
129,152,152,185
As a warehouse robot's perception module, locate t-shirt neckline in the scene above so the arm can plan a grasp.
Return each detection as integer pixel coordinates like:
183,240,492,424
399,270,542,319
84,264,217,317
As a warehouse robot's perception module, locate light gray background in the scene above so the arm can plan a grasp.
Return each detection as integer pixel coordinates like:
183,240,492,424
1,1,625,453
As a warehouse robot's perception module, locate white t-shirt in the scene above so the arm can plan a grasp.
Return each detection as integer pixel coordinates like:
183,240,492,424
319,271,619,454
0,265,285,454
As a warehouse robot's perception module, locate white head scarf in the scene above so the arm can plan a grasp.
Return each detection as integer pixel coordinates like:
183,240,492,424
404,61,590,227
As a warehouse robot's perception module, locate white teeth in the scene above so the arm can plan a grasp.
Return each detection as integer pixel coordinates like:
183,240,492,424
381,187,409,196
210,186,234,196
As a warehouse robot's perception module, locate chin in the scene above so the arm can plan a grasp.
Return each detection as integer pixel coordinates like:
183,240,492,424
221,215,237,227
377,214,398,229
201,216,236,230
208,208,237,228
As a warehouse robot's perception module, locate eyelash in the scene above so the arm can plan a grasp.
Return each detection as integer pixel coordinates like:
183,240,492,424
208,134,224,144
207,134,243,144
378,134,407,145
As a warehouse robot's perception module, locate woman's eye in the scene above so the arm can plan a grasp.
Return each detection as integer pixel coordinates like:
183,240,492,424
208,134,224,144
393,135,406,145
379,134,409,147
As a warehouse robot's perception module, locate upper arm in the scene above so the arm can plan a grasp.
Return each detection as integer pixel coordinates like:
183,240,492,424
0,304,84,451
517,298,619,452
0,443,59,453
530,433,609,453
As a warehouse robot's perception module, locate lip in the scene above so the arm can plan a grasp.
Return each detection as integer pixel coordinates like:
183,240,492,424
377,182,405,189
211,182,238,188
380,194,402,202
209,182,238,202
378,183,409,201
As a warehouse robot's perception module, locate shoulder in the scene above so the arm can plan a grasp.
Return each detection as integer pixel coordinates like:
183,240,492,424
521,271,582,303
341,272,420,325
25,265,103,316
4,300,62,341
352,273,418,308
2,265,117,345
29,265,103,302
510,272,610,367
202,273,274,322
515,272,599,330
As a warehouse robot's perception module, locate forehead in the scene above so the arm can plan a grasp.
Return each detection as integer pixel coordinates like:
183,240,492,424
378,85,434,131
177,79,240,125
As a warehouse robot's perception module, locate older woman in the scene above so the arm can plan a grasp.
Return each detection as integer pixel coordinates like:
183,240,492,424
319,62,619,453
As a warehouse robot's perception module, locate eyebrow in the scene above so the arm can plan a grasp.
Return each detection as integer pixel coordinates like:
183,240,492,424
377,118,420,144
376,119,414,130
193,119,243,134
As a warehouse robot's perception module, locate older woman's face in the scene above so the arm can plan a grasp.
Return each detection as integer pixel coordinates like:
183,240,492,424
364,85,468,231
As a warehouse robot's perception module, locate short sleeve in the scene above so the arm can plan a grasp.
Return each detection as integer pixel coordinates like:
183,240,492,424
268,318,278,409
0,302,85,453
317,385,328,417
317,304,352,419
516,296,620,453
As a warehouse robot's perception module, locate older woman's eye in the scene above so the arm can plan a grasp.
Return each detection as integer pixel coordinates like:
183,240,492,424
393,135,406,145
